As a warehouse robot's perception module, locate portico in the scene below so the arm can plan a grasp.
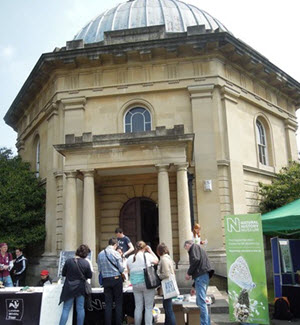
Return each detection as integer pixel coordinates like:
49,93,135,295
55,125,194,264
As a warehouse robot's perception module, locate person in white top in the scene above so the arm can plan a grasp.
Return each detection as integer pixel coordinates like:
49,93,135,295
127,241,158,325
192,223,208,246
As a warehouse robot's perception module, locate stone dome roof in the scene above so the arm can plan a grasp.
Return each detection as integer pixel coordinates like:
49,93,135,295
74,0,230,44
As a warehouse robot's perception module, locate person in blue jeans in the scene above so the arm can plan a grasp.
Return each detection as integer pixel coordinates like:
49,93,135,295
184,240,214,325
157,243,176,325
59,244,92,325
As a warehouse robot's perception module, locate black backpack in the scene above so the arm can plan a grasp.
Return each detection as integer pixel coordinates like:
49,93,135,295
273,297,293,320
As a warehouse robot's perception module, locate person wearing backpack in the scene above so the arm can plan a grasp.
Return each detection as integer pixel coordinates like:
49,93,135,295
273,297,293,320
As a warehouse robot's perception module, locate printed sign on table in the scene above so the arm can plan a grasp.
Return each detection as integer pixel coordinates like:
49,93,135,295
39,284,73,325
224,214,269,324
5,298,24,321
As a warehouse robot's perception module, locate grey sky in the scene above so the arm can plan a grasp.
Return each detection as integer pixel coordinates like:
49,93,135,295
1,0,299,153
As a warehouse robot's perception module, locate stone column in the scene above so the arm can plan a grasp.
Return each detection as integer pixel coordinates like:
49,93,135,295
156,164,173,258
82,170,96,263
64,171,78,250
176,163,192,265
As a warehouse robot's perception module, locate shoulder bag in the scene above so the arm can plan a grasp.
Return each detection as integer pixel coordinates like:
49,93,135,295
161,273,180,299
143,252,161,289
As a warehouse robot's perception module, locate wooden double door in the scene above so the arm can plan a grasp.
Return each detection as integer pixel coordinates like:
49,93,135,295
120,197,159,252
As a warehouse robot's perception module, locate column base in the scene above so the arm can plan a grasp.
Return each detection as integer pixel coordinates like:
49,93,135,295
175,266,193,288
177,259,190,267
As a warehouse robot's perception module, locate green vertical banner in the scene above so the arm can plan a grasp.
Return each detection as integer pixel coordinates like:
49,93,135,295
224,214,269,324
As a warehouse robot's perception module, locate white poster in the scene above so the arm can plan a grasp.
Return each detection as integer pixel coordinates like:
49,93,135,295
39,284,73,325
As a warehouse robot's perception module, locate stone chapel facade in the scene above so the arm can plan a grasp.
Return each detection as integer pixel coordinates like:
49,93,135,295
4,0,300,278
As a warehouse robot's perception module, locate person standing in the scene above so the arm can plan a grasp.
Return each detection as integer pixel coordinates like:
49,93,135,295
97,238,124,325
184,240,214,325
0,243,13,287
59,244,92,325
192,223,207,246
115,228,134,258
156,243,176,325
127,241,158,325
12,248,28,286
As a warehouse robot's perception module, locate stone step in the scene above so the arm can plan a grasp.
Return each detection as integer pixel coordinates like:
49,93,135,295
211,313,239,325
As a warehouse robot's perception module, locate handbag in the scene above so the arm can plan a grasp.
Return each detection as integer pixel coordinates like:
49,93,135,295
161,273,180,299
143,253,161,289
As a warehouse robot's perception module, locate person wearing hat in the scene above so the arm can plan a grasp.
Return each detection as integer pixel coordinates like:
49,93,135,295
36,269,52,286
0,243,14,287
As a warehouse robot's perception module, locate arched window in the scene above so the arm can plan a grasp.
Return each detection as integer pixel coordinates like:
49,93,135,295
256,120,268,165
124,107,151,133
36,138,40,177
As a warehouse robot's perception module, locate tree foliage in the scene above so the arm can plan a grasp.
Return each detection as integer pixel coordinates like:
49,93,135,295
259,162,300,214
0,148,45,252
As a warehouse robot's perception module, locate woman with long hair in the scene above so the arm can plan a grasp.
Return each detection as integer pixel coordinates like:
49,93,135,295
192,223,207,245
59,244,92,325
156,243,176,325
127,241,158,325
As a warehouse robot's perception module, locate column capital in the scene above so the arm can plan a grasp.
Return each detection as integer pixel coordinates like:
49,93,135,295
187,84,214,100
64,171,78,179
54,171,64,179
175,162,189,172
155,164,170,173
81,169,95,178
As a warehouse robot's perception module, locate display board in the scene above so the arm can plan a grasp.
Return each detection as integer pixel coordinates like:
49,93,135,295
58,251,92,278
39,285,73,325
224,214,269,324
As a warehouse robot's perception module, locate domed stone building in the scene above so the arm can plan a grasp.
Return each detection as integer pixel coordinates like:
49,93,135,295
4,0,300,279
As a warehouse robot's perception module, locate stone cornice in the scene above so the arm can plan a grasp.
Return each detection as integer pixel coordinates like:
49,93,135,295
4,32,300,128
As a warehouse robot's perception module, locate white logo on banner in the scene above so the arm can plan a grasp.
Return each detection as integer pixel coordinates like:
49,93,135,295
227,217,240,232
6,299,24,321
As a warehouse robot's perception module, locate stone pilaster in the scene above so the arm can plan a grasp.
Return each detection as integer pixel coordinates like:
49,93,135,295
156,164,173,258
284,118,298,162
54,172,64,252
44,102,59,256
220,85,247,214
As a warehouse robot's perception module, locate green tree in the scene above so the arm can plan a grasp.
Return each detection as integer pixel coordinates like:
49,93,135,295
259,162,300,214
0,148,45,252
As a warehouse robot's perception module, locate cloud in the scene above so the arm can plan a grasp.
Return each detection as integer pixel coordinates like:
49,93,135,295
0,46,15,59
